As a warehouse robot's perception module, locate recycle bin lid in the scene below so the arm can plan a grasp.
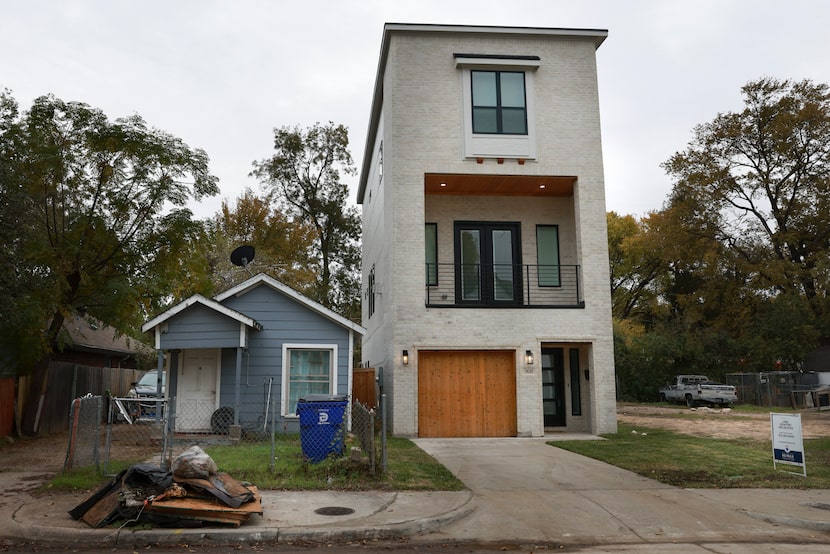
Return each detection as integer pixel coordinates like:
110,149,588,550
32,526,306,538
298,394,348,402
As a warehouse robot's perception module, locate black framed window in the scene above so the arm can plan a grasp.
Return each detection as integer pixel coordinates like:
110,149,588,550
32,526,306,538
366,265,376,318
425,223,438,286
471,70,527,135
536,225,561,287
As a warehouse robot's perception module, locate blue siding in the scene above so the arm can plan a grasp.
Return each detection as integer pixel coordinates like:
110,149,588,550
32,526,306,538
158,304,244,350
216,284,352,433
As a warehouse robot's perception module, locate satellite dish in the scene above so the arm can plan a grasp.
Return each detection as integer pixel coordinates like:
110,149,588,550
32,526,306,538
230,245,255,273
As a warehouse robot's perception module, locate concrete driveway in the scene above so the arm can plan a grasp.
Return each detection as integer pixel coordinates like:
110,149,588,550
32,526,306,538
411,436,826,547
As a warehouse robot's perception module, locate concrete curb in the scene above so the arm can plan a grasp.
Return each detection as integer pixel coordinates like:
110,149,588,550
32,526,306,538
4,491,476,549
740,509,830,534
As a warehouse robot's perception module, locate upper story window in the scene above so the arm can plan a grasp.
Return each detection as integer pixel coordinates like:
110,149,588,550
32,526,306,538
471,71,527,135
455,54,540,160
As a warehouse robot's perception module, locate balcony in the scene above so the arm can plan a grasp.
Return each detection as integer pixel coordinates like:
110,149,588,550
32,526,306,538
425,263,584,308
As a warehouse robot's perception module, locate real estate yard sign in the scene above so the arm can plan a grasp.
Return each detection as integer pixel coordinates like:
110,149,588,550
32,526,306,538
770,413,806,477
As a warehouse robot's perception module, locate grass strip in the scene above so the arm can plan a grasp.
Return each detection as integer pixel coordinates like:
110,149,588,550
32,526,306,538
44,434,465,493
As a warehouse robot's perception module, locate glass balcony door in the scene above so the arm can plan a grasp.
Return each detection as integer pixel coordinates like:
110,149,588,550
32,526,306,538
454,222,522,305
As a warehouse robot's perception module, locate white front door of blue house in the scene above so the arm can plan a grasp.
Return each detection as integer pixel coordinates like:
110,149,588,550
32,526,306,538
177,349,219,432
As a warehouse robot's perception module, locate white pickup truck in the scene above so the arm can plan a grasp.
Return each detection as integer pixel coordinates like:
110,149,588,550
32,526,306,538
659,375,738,407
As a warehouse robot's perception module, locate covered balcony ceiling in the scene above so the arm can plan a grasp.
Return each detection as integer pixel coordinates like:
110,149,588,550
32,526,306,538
424,173,576,197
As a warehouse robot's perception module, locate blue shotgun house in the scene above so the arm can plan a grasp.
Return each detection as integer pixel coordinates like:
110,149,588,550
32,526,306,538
141,273,365,435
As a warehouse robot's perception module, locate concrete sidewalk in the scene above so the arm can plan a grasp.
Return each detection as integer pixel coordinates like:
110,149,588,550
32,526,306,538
2,436,829,550
5,487,475,549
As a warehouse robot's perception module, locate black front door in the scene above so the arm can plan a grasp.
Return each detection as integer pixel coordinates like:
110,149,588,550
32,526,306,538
542,347,566,427
454,222,522,305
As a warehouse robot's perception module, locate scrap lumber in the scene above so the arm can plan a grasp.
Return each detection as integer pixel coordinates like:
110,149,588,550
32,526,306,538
145,486,262,527
68,470,126,528
81,487,123,528
69,454,263,529
173,471,254,508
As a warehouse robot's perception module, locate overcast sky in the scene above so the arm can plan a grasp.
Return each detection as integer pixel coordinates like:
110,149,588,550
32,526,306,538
3,0,829,220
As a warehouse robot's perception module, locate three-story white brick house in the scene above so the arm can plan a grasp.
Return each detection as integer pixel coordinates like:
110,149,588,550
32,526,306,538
358,23,617,437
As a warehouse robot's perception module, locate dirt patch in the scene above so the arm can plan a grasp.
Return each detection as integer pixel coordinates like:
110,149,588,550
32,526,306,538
0,432,67,473
617,402,830,441
0,424,159,473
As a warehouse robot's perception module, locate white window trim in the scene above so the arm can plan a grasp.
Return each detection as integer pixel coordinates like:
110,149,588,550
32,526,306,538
281,343,339,418
456,56,539,160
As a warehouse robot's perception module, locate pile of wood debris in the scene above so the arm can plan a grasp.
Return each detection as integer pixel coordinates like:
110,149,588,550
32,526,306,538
69,446,262,528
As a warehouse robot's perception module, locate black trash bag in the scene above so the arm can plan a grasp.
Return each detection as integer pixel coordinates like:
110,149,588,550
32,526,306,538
122,463,173,492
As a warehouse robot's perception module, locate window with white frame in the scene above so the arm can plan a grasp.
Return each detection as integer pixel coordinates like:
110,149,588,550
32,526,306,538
455,53,539,160
282,344,338,416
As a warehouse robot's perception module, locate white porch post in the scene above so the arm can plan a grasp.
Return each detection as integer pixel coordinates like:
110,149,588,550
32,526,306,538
234,347,242,426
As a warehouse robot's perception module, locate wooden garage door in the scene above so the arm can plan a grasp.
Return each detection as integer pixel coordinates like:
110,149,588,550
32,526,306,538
418,350,517,437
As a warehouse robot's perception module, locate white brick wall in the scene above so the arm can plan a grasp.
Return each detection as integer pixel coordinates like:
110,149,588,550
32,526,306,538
360,26,617,436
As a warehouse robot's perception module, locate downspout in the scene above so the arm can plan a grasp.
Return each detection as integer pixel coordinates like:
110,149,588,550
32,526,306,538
234,347,242,426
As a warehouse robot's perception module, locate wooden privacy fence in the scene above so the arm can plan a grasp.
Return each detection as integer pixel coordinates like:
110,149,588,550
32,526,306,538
16,363,143,435
352,367,376,408
0,377,14,436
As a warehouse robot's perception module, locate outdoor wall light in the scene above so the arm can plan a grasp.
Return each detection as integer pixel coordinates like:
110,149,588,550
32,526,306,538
584,369,590,380
402,350,409,365
525,350,534,365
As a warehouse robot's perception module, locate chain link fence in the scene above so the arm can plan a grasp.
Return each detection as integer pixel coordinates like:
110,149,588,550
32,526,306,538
726,371,820,407
104,396,169,473
103,391,281,472
64,394,102,471
351,400,378,473
65,389,389,476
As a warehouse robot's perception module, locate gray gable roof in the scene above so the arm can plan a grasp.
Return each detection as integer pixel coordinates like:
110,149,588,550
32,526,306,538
142,273,365,337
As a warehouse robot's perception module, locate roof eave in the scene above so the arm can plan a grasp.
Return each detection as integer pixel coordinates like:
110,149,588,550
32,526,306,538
141,294,261,334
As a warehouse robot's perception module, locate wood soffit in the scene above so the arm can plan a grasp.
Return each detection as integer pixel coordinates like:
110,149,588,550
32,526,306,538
424,173,575,197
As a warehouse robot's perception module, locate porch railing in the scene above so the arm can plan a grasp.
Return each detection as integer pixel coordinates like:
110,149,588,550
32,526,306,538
425,263,583,308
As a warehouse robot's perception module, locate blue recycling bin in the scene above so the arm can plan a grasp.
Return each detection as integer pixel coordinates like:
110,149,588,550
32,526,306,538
296,394,348,463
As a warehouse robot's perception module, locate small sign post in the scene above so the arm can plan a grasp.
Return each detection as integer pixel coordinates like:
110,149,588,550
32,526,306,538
770,412,806,477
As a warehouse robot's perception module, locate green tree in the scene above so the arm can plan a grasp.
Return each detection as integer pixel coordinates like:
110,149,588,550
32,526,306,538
0,92,218,431
614,78,830,397
251,122,361,320
663,78,830,342
0,90,47,369
607,211,663,322
201,189,318,293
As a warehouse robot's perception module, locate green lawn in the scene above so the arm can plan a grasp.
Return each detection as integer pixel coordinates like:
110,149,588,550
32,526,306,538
203,434,465,491
45,434,466,493
47,414,830,494
551,423,830,489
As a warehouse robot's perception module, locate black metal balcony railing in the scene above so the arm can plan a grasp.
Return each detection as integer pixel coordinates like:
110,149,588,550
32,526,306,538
425,263,584,308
